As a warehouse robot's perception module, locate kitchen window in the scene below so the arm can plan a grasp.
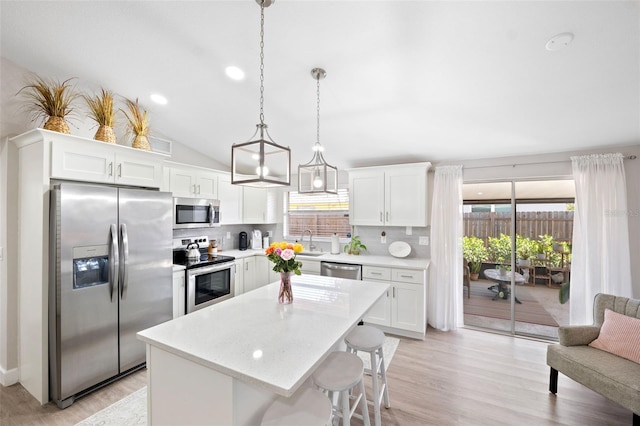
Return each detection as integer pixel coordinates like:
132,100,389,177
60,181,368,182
285,189,350,239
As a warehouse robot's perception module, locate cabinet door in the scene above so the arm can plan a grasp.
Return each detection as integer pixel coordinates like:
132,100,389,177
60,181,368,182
172,271,185,319
391,281,424,332
169,168,197,197
363,286,391,326
243,187,268,224
300,259,321,276
385,167,427,226
242,257,258,292
217,174,243,224
51,139,114,184
234,260,245,296
254,256,271,288
349,170,384,225
116,151,163,188
195,171,218,199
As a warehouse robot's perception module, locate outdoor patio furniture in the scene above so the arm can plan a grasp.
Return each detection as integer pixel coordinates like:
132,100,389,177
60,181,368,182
483,269,524,304
463,258,471,298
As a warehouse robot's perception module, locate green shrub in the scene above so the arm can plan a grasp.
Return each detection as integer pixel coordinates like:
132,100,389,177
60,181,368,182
462,236,488,274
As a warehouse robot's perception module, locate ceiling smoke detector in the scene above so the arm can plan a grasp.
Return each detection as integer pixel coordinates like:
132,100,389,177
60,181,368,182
545,32,574,51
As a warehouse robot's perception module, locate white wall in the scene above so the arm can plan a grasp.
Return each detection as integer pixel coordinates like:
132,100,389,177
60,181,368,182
438,143,640,298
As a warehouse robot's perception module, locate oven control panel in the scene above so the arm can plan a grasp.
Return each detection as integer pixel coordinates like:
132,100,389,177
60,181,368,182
173,236,209,249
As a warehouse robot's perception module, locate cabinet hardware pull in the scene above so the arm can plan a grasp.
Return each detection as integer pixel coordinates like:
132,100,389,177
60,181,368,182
197,184,201,194
192,184,197,194
380,212,383,222
108,162,113,177
400,274,412,278
386,212,389,221
371,272,382,275
393,287,396,298
117,164,122,177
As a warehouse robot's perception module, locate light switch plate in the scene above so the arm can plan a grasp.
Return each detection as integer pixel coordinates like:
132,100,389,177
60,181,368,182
381,235,387,244
406,226,412,235
419,236,429,246
226,232,231,239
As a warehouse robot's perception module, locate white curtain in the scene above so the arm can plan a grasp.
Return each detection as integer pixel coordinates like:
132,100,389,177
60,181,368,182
428,165,464,331
570,153,633,324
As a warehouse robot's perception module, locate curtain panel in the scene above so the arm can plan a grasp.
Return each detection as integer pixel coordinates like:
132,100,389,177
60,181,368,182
570,153,633,324
428,165,463,331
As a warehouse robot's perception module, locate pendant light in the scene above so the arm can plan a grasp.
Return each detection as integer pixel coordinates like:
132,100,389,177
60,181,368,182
232,0,291,187
298,68,338,194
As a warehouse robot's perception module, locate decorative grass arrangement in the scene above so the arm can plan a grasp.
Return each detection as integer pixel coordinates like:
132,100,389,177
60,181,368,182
121,98,151,150
83,88,117,143
18,75,78,134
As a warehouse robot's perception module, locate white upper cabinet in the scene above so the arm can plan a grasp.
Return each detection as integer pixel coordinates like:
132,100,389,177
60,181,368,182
348,163,431,226
243,186,276,224
169,166,218,199
217,174,243,224
49,132,166,188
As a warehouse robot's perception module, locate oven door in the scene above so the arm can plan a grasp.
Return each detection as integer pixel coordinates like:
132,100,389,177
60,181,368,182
186,262,235,313
173,198,220,229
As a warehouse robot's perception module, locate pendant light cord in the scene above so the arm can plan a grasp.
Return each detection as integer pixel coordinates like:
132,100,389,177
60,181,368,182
316,73,321,145
259,1,265,126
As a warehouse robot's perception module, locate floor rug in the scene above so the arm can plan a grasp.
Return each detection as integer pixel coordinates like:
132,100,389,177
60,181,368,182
464,281,559,327
75,337,399,425
75,387,147,426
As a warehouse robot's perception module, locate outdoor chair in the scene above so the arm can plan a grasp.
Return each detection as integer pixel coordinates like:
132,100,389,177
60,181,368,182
463,258,471,298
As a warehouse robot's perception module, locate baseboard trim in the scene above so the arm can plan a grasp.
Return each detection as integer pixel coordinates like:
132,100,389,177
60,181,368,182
0,365,19,386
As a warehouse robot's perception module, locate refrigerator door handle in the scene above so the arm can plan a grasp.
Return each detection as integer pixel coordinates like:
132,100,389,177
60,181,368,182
109,224,119,302
120,223,130,300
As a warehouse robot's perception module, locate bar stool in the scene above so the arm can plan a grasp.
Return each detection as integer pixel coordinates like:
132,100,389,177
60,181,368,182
312,351,371,426
345,325,389,426
261,387,333,426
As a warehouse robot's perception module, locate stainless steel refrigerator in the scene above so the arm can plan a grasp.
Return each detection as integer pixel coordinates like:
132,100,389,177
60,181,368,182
48,182,173,408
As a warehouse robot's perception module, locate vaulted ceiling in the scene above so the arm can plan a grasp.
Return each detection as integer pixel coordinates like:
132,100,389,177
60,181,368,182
1,1,638,170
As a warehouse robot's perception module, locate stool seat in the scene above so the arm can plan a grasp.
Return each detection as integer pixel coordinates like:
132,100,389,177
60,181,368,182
261,387,332,426
313,351,363,391
312,351,371,426
345,324,385,351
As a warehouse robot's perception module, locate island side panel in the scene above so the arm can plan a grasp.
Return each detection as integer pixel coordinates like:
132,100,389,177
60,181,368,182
149,345,234,425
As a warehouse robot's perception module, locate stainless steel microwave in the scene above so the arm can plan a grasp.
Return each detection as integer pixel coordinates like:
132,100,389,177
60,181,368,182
173,198,220,229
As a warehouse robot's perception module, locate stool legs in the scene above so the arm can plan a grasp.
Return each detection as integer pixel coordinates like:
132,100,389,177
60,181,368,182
349,346,389,426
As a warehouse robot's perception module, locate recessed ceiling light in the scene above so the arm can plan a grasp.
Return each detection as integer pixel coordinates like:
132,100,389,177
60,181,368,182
150,93,168,105
225,66,245,81
545,32,574,51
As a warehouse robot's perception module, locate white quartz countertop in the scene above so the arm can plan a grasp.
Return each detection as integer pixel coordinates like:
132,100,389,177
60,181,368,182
220,249,429,270
137,275,390,397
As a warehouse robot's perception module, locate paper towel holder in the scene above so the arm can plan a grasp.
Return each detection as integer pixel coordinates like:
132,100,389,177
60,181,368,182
330,232,340,254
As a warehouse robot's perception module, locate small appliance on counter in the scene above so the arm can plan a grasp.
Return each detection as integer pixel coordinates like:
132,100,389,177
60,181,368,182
251,229,263,250
239,231,248,251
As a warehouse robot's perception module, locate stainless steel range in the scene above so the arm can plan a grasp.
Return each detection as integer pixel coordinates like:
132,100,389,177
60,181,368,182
173,236,236,314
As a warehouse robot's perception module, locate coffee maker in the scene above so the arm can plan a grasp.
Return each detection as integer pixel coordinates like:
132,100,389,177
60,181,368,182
239,231,248,251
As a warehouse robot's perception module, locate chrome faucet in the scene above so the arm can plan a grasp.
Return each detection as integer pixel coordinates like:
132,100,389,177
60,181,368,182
301,229,316,252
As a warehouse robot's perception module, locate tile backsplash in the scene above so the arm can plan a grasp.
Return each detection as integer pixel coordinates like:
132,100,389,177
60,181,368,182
173,224,277,251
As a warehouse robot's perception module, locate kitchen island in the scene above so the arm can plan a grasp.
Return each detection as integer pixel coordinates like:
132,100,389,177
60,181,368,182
137,274,390,425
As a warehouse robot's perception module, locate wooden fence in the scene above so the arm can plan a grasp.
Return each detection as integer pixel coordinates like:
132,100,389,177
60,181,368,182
464,211,574,242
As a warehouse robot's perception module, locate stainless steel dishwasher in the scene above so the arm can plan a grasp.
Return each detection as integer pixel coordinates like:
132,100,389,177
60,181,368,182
320,261,362,280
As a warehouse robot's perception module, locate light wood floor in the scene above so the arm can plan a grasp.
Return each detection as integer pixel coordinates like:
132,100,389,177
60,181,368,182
0,328,633,425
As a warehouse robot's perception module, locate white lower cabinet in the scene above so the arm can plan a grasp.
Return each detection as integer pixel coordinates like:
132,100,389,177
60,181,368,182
172,270,186,319
234,259,245,296
240,257,258,293
362,266,426,337
300,259,320,276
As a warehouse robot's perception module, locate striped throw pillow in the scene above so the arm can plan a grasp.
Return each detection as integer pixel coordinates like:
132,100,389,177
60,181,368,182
589,308,640,364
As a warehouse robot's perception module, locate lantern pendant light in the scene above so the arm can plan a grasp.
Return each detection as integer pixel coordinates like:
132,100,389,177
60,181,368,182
298,68,338,194
231,0,291,187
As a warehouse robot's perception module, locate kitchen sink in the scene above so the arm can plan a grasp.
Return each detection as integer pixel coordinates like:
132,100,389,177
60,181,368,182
298,252,326,257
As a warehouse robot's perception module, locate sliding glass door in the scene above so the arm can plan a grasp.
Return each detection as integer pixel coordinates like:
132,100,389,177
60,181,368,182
463,179,573,339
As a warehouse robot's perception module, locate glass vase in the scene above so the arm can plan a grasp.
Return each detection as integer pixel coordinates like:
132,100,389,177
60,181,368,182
278,271,293,304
